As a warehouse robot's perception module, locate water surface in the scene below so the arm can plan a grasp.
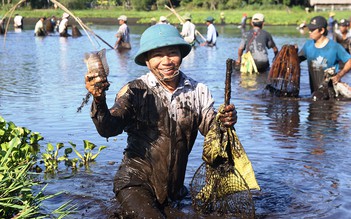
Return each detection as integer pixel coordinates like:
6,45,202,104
1,24,351,218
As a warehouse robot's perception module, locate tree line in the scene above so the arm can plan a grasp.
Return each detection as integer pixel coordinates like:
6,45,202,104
6,0,311,10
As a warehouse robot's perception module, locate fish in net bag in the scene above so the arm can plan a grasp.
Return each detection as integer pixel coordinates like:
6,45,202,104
190,59,260,218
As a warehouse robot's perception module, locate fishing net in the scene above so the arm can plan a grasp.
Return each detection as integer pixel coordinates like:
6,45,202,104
190,59,260,218
266,44,300,97
191,162,255,217
190,109,260,217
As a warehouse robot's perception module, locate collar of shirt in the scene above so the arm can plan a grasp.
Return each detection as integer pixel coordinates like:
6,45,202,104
141,71,194,101
142,71,193,90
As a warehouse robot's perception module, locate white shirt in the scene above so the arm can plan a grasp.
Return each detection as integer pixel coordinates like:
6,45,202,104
14,15,23,27
206,23,217,44
34,19,44,34
181,21,196,44
59,18,68,34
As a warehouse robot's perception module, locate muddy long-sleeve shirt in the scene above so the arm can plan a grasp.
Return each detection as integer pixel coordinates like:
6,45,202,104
90,71,216,204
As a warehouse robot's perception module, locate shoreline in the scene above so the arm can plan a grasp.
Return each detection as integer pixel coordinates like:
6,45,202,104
17,17,142,26
9,17,296,27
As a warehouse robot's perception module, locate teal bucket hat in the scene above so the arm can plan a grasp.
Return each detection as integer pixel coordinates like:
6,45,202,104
205,16,215,22
134,24,192,66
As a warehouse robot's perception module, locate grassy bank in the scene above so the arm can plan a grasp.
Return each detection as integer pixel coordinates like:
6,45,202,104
1,6,351,26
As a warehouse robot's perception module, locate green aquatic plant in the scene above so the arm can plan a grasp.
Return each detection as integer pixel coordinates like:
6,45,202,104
42,143,73,173
0,117,42,166
41,140,107,171
0,116,74,218
69,140,107,167
0,116,107,217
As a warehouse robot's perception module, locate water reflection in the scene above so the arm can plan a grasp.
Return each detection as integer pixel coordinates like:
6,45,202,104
114,48,133,73
14,27,22,33
266,98,300,138
239,72,268,91
307,100,339,122
306,100,340,154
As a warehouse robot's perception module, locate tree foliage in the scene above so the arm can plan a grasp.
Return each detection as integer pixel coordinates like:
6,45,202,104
9,0,310,10
131,0,155,11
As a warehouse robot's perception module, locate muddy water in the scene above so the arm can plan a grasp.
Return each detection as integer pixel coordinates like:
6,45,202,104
1,24,351,218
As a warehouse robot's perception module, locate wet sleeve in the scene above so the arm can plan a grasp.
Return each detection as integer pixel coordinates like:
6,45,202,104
197,84,216,136
91,84,133,138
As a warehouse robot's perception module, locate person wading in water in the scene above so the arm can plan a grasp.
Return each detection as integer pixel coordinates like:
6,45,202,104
298,16,351,99
59,13,71,37
114,15,131,50
236,13,278,73
84,24,237,218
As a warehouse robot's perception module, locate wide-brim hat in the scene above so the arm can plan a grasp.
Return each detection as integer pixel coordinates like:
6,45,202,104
307,16,327,30
134,24,192,66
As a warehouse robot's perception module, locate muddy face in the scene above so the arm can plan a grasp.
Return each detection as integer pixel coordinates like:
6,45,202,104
146,46,182,89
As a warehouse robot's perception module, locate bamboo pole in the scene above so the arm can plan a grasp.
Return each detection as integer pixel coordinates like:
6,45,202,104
165,5,206,42
2,0,26,45
1,0,113,49
50,0,114,49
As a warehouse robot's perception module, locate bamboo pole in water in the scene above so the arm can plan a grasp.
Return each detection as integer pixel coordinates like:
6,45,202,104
2,0,26,44
165,5,207,42
50,0,114,49
1,0,114,50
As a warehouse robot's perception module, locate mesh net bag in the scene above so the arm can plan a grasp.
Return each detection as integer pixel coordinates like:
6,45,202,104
191,162,256,218
190,107,259,218
190,59,260,218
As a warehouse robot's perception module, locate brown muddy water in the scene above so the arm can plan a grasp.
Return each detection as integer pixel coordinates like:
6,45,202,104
1,24,351,219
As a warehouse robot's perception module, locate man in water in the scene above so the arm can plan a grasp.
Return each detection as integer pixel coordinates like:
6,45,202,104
34,17,47,37
201,16,217,47
333,18,351,54
59,13,71,37
14,14,23,29
114,15,131,50
84,24,237,218
298,16,351,99
180,13,196,46
236,13,278,72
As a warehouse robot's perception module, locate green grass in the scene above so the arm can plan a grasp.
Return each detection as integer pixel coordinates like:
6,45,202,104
1,6,351,25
